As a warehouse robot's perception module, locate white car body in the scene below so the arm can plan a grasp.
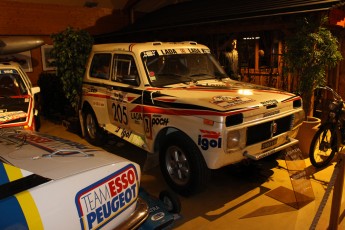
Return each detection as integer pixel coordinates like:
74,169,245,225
0,127,148,230
80,41,304,195
0,62,40,130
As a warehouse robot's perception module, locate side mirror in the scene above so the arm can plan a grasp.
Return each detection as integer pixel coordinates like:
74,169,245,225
31,86,40,95
123,75,139,86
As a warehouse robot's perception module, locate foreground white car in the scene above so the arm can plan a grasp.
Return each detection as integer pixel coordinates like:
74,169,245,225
0,122,148,229
80,41,305,195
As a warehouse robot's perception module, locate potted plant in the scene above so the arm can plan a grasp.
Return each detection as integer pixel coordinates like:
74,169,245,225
284,15,342,154
284,15,342,118
50,27,93,131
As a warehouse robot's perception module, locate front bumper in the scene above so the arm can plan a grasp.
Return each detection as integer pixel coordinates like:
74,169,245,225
115,197,149,230
243,137,299,160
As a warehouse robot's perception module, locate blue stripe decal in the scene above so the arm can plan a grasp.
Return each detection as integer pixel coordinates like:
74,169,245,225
0,163,10,186
0,196,28,229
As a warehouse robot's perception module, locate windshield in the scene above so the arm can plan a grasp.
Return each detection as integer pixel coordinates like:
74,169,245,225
0,70,28,97
142,52,227,87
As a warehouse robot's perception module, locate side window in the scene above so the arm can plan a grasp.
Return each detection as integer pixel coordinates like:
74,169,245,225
112,54,140,86
90,53,112,79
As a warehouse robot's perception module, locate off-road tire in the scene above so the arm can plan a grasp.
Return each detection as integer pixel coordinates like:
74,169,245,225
83,108,106,146
159,132,210,196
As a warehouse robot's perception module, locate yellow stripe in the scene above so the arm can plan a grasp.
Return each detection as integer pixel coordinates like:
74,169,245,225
4,163,23,181
4,164,44,229
15,191,44,230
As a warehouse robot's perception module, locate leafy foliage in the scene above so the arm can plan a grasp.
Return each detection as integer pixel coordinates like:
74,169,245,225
284,16,342,118
50,27,93,114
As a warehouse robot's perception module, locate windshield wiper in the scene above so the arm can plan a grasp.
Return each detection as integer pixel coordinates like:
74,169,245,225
156,73,184,78
189,73,212,77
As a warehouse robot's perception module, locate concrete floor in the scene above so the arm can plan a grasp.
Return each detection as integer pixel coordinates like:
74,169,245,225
39,118,345,230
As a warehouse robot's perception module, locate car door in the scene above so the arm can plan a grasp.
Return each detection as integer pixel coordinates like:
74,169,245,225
87,52,112,126
108,54,144,138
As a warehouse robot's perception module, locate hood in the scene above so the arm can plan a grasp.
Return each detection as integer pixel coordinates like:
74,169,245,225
0,130,131,180
149,79,299,113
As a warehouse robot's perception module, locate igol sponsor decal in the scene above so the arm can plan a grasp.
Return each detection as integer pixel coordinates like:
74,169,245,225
75,164,139,230
198,129,222,150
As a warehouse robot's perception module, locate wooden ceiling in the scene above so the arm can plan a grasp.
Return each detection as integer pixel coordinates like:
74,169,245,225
11,0,186,13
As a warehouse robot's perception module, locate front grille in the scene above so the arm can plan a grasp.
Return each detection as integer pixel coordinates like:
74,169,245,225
246,115,293,146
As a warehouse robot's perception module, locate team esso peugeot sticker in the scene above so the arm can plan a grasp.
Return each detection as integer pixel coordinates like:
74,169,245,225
75,164,139,230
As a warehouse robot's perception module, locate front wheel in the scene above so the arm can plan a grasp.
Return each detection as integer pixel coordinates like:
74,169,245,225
159,132,210,196
309,124,339,168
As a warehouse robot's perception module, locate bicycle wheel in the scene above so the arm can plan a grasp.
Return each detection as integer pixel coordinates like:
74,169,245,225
309,124,338,168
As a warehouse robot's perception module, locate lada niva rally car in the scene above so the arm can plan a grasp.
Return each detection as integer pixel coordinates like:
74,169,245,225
0,62,40,131
80,41,305,195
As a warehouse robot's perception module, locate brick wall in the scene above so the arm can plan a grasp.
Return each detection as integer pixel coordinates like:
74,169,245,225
0,0,129,84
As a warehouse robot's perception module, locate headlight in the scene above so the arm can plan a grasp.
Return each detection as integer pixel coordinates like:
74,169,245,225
227,130,241,151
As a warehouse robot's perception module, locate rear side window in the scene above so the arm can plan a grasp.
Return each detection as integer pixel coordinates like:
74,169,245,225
89,53,111,79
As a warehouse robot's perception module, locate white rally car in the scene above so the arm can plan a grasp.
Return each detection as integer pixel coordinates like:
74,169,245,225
0,62,40,131
80,41,305,195
0,123,149,230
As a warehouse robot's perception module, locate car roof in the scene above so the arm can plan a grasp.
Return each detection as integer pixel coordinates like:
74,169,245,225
92,41,209,54
0,62,22,69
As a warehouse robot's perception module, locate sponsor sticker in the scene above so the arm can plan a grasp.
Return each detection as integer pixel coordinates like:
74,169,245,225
9,133,91,151
210,95,254,108
0,69,17,74
92,101,105,107
75,164,139,230
198,129,222,151
0,111,27,124
144,114,152,139
152,115,169,126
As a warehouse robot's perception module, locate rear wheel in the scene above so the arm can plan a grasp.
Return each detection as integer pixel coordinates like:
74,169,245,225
83,108,106,146
159,132,210,196
309,124,338,168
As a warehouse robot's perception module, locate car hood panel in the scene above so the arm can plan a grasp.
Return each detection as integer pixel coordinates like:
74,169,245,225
0,130,130,180
148,80,298,113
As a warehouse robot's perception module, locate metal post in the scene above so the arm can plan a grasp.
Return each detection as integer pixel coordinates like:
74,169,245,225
329,152,345,229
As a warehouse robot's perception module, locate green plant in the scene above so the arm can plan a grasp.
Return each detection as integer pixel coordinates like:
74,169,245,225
284,16,342,119
50,27,93,115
